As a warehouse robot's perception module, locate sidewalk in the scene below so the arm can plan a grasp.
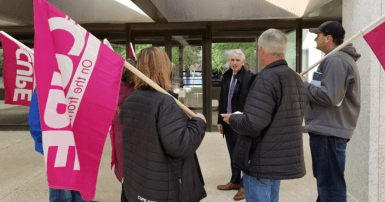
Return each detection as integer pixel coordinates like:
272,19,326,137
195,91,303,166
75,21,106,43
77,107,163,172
0,131,318,202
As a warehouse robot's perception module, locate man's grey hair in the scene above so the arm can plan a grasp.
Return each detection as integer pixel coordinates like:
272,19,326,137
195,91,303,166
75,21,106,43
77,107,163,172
229,49,246,61
257,29,287,57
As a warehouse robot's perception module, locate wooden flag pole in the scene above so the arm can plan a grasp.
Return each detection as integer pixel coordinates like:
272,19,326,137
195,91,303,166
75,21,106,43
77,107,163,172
300,13,385,76
299,33,360,76
103,38,195,117
123,61,196,118
104,38,196,117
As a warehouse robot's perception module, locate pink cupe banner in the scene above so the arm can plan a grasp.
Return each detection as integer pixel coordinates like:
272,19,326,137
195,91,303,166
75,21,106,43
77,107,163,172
363,20,385,71
0,32,34,106
33,0,124,200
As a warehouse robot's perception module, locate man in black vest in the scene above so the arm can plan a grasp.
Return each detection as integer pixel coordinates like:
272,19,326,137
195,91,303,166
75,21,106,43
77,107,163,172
217,49,254,200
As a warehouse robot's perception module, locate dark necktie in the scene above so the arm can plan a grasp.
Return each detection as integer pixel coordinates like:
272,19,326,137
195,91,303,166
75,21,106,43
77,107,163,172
227,75,236,113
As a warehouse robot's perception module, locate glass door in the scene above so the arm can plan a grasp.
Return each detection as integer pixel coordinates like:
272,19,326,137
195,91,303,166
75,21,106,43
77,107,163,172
171,35,203,114
211,42,258,130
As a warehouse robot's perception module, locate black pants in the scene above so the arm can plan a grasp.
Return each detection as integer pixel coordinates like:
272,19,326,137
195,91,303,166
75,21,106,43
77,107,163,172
224,127,242,185
121,183,129,202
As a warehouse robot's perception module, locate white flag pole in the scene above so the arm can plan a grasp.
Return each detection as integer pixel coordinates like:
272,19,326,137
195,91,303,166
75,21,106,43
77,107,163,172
300,14,385,76
129,43,137,60
103,38,114,50
0,31,34,53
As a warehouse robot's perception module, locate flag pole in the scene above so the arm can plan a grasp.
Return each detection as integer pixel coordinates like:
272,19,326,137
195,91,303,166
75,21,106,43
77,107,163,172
0,31,34,53
103,38,195,117
300,13,385,76
123,61,196,118
299,33,360,76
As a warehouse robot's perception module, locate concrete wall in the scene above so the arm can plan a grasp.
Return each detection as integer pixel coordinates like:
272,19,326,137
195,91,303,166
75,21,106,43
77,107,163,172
343,0,385,201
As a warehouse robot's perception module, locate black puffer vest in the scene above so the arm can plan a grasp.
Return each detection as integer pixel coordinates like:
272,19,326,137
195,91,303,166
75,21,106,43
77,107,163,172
230,60,307,180
120,89,207,202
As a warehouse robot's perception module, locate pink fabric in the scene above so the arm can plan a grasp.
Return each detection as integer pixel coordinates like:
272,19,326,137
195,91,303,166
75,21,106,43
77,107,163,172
33,0,124,200
0,33,34,106
111,83,134,182
129,43,136,59
109,122,116,169
364,21,385,71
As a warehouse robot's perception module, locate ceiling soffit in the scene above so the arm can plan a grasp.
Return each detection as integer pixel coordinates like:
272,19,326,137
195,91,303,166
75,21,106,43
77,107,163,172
0,0,154,26
49,0,154,23
151,0,298,22
0,0,341,27
151,0,337,22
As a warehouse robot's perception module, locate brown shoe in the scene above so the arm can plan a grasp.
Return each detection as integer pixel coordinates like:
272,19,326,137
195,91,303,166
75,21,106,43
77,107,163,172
233,187,245,200
217,182,241,190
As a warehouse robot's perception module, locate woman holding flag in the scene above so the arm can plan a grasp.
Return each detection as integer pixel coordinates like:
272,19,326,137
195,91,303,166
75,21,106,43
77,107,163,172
120,47,207,202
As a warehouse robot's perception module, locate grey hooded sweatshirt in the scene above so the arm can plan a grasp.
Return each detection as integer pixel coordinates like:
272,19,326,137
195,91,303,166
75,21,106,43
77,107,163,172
304,44,361,139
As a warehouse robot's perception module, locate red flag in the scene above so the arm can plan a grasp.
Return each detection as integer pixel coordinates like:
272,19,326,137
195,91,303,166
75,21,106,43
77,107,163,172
33,0,124,200
363,20,385,71
0,32,34,106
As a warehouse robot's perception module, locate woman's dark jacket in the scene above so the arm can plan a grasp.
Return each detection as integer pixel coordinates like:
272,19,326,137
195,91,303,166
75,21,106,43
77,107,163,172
120,89,207,202
217,67,254,135
229,60,307,180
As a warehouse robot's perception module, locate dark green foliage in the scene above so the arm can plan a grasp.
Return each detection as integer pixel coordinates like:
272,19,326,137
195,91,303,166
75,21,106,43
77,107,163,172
112,43,258,74
112,45,126,58
211,43,256,74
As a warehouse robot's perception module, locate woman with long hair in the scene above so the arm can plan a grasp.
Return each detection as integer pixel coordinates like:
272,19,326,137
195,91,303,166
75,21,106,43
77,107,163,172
120,47,207,202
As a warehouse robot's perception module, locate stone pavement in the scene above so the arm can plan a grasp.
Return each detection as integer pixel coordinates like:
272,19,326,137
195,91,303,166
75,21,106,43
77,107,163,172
0,102,29,130
0,131,318,202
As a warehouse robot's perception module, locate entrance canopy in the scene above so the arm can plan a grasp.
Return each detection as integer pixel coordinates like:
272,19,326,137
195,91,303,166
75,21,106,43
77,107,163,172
0,0,341,25
0,0,342,46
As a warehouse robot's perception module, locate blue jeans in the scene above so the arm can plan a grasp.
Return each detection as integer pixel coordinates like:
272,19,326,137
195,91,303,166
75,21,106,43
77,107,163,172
49,188,92,202
225,130,242,185
243,173,280,202
309,133,347,202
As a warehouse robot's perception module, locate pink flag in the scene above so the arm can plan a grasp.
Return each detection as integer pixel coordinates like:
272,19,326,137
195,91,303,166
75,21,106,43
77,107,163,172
33,0,124,200
363,20,385,71
0,32,34,106
129,42,136,60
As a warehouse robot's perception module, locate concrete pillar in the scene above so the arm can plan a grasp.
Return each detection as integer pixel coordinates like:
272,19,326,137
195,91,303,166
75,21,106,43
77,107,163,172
343,0,385,201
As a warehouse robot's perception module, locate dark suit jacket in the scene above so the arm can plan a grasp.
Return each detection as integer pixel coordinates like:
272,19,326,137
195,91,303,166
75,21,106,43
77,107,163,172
217,66,254,137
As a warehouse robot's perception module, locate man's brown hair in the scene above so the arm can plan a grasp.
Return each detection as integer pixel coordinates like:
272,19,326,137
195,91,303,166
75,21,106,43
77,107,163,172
134,47,173,91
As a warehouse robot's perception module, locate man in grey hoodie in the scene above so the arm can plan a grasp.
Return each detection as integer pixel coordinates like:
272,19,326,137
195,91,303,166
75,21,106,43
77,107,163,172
300,21,361,202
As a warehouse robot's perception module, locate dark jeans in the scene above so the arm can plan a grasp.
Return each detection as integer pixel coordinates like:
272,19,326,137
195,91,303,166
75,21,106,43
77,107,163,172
225,129,242,186
49,188,92,202
309,133,348,202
